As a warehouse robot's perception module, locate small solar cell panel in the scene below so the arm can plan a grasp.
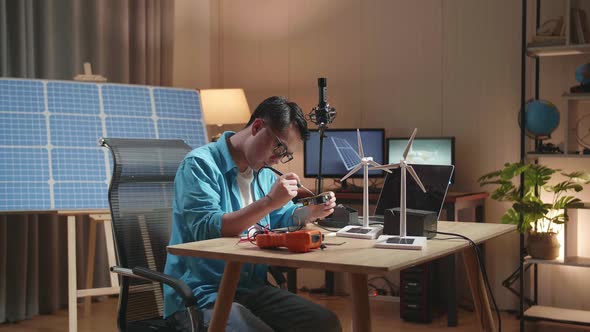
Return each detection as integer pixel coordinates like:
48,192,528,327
331,137,361,170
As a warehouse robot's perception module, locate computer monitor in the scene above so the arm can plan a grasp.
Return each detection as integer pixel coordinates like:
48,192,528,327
387,136,455,183
375,164,455,219
304,129,385,179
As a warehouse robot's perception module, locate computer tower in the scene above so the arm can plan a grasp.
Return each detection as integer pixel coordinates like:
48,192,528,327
400,263,435,323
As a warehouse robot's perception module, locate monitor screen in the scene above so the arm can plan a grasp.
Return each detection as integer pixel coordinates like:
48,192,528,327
304,129,385,178
387,137,455,183
375,164,455,219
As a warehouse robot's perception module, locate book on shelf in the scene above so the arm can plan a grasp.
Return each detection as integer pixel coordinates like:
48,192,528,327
570,8,590,44
529,35,566,47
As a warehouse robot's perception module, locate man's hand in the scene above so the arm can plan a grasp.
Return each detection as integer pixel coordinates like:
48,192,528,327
267,172,300,209
293,191,336,225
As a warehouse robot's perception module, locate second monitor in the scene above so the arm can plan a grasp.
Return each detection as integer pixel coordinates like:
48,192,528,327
387,136,455,183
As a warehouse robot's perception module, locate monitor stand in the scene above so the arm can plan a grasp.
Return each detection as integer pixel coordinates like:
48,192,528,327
336,224,383,240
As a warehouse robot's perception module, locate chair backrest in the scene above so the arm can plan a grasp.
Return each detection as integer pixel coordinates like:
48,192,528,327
101,138,192,324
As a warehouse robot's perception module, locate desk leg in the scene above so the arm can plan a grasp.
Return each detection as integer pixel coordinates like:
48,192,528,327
462,247,495,332
349,273,371,332
67,215,77,332
209,261,242,332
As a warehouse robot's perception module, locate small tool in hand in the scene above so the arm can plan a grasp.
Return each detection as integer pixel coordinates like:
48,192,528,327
263,166,316,196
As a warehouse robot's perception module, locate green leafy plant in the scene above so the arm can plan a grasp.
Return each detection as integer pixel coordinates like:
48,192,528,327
478,162,590,234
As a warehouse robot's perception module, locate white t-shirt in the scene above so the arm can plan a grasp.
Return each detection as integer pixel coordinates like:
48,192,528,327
236,167,254,207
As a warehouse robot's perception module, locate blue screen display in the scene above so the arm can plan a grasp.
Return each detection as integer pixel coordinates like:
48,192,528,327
304,129,385,178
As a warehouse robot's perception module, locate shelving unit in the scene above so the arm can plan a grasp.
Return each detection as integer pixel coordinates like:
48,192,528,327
522,202,590,327
520,0,590,330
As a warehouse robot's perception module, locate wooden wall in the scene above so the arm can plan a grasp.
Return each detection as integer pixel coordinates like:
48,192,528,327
173,0,590,311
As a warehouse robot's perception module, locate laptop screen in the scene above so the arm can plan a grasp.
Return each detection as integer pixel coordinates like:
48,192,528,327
374,164,454,219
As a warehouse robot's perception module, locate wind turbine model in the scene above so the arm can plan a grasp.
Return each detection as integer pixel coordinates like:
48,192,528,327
336,129,392,240
373,128,428,250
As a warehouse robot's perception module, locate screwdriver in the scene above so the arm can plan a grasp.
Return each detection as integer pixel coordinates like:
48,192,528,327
263,166,316,196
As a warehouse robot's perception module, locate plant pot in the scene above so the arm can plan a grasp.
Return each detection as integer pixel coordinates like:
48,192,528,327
527,232,560,260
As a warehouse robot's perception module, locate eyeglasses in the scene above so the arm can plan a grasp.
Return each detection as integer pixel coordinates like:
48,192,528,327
267,128,294,164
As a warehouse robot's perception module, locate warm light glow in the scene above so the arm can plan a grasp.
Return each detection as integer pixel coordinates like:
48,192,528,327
200,89,251,126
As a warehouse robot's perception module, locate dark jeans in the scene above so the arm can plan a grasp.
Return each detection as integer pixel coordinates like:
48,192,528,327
167,285,342,332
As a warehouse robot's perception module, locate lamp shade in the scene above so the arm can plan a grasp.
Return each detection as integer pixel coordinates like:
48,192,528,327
200,89,251,126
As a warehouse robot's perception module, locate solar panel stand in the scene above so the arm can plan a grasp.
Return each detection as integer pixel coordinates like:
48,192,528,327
73,62,107,82
58,210,119,332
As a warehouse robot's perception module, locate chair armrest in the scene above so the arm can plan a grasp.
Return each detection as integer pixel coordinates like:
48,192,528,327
111,266,196,308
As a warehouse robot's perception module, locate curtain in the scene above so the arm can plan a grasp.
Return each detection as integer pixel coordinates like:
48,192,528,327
0,0,175,323
0,0,174,85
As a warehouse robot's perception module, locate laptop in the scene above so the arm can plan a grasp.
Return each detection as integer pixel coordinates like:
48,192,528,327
372,164,455,221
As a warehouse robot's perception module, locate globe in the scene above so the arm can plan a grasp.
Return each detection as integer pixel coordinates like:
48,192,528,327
575,63,590,85
525,99,560,137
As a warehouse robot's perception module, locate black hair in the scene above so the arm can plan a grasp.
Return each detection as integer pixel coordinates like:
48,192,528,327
246,96,309,140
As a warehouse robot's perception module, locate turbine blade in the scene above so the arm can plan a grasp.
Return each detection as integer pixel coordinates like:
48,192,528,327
340,163,363,182
402,128,418,160
357,129,364,158
407,165,427,193
372,163,400,171
368,160,392,173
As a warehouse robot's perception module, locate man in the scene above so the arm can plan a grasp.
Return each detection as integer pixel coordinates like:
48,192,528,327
164,96,342,332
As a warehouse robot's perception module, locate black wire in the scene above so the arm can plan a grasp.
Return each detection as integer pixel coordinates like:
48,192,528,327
368,276,398,296
313,222,340,232
428,230,502,332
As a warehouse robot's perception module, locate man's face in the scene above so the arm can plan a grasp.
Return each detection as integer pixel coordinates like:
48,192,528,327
247,119,302,171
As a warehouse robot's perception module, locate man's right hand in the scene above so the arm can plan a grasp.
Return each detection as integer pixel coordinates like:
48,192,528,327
266,173,300,209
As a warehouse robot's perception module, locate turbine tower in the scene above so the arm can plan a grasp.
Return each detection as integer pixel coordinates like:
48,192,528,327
336,129,391,239
373,128,428,249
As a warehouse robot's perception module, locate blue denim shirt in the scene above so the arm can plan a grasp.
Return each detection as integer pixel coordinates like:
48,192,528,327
163,131,298,317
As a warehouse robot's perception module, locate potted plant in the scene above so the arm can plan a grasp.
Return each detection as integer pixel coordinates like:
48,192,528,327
478,162,589,260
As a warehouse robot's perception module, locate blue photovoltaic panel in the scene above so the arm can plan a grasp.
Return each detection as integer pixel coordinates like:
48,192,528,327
0,113,47,146
53,182,109,210
0,182,51,210
47,82,100,115
158,119,206,148
51,148,107,182
50,114,103,147
0,148,49,182
105,116,156,139
154,88,202,119
0,80,44,113
103,85,152,117
0,78,206,211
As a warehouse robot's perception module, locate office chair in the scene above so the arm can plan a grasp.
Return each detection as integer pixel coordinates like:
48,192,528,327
100,138,200,332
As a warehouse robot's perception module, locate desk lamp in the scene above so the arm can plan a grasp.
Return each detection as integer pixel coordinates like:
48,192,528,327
201,89,251,142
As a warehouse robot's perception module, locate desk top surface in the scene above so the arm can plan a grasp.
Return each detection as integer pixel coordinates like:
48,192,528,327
168,221,515,275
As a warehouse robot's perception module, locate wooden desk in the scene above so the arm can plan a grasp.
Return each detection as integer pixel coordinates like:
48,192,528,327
168,221,514,332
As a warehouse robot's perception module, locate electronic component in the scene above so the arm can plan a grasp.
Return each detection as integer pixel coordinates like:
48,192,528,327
256,229,323,253
296,192,331,206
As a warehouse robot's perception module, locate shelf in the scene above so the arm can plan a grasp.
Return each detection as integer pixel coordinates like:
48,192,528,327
527,43,590,57
526,153,590,158
563,93,590,101
524,305,590,326
569,201,590,210
525,255,590,267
